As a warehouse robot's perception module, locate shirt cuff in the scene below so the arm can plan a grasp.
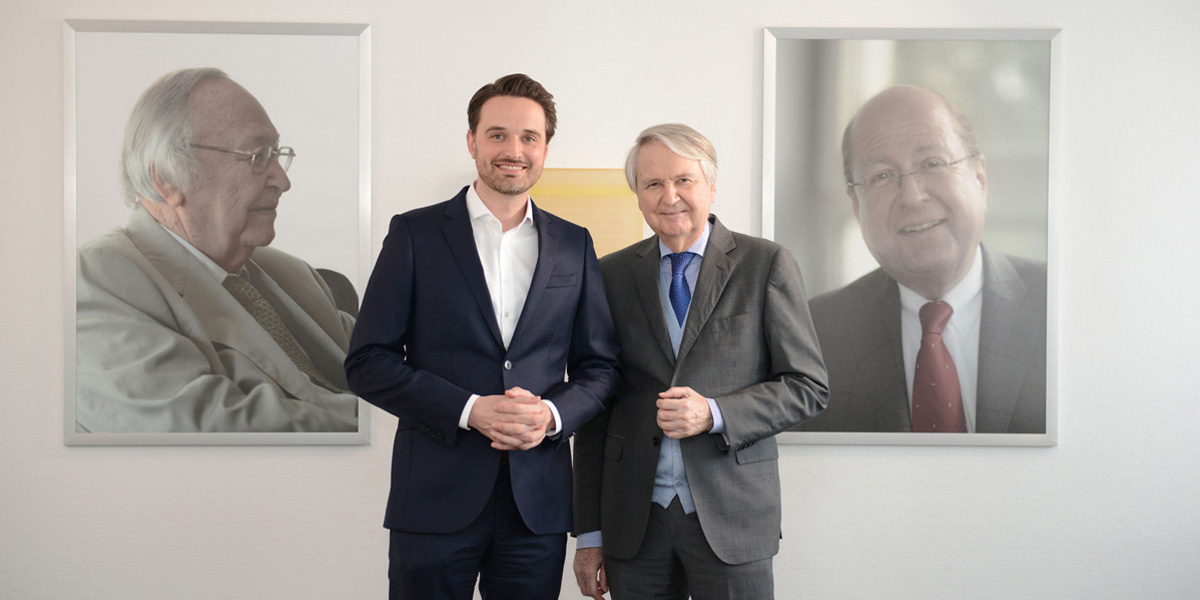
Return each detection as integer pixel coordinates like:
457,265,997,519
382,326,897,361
707,397,725,433
576,530,602,549
459,394,479,430
543,399,563,437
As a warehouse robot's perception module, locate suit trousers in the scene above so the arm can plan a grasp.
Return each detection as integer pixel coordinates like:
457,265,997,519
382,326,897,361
388,461,566,600
606,497,774,600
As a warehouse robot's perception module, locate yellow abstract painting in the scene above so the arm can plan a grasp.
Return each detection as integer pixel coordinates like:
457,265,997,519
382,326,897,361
530,169,645,258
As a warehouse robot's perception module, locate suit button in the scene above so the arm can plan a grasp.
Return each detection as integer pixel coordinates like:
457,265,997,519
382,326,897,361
652,436,662,446
504,360,513,370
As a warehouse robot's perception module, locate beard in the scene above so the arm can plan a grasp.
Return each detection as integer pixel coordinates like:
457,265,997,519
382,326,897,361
475,157,540,197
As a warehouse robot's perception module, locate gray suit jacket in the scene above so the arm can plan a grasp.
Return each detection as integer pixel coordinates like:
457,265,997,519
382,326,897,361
573,216,829,565
797,248,1046,433
75,204,359,433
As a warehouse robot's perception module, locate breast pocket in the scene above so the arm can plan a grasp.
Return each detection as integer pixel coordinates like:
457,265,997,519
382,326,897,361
545,272,578,289
709,312,752,332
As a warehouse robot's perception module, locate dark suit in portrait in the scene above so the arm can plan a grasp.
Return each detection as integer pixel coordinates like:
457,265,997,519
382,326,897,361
799,247,1045,433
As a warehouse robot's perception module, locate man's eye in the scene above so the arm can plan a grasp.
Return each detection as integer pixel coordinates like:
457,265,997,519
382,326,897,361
869,171,893,184
491,134,505,141
922,158,947,170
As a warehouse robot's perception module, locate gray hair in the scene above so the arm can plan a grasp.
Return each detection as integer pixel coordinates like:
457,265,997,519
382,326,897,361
119,67,229,206
624,123,718,191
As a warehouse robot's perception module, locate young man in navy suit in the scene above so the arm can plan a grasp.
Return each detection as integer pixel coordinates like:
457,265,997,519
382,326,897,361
345,74,620,600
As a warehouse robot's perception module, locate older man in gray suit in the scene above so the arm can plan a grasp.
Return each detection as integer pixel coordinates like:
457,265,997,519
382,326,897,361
75,67,358,433
572,124,829,600
796,86,1046,434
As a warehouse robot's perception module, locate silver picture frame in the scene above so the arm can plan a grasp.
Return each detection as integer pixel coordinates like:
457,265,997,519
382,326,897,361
764,28,1061,446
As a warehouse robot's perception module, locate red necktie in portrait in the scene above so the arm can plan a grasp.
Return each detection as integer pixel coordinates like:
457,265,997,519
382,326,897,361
912,300,967,433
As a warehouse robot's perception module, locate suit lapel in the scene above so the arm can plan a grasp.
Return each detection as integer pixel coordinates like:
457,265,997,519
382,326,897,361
441,192,504,348
676,217,734,366
631,238,677,364
976,248,1036,432
510,202,556,345
863,273,912,430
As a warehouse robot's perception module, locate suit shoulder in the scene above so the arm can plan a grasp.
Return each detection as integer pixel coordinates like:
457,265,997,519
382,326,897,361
599,238,649,271
728,230,784,253
393,198,454,226
809,269,890,324
78,227,137,262
1004,253,1047,282
534,205,589,237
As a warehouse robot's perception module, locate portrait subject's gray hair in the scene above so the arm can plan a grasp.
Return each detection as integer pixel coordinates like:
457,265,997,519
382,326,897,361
119,67,229,206
625,123,718,191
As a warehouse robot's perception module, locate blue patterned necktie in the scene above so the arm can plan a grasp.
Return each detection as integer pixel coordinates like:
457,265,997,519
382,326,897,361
668,252,697,326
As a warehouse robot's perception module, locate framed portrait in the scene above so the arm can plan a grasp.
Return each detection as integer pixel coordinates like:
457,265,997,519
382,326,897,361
64,20,372,445
764,28,1060,446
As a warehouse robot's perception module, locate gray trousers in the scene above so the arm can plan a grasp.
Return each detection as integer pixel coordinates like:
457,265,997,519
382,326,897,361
606,497,774,600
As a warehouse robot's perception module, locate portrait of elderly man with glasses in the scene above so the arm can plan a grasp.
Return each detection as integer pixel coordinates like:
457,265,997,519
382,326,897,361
74,67,359,433
797,85,1047,434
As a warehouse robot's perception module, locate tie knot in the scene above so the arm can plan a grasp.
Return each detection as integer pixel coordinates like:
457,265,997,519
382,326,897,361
919,300,953,335
669,252,696,277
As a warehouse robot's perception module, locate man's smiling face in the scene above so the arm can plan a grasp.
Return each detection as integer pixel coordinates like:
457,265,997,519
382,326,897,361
467,95,548,199
847,86,988,299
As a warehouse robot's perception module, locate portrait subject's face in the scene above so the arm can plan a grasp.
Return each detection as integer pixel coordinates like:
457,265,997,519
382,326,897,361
177,78,291,272
848,88,987,299
634,140,715,253
467,95,549,198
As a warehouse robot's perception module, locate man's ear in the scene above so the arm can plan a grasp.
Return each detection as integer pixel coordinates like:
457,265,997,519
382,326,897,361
973,155,988,198
151,167,184,207
466,129,477,159
848,187,862,221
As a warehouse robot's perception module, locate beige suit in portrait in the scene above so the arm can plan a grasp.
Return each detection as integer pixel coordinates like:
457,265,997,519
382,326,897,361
75,204,359,433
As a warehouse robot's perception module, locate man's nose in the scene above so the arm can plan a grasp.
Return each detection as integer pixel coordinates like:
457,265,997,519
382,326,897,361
895,171,929,205
268,159,291,192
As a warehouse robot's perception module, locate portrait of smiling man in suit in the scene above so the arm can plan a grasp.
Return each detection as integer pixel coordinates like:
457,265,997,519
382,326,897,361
795,85,1047,434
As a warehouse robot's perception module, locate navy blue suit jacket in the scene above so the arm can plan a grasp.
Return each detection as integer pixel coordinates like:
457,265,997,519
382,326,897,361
345,187,620,535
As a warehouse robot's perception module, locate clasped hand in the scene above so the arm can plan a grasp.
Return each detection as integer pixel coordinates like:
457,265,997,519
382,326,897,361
468,386,555,451
656,386,713,439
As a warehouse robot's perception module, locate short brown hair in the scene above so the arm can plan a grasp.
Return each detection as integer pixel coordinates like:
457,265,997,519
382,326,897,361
467,73,557,141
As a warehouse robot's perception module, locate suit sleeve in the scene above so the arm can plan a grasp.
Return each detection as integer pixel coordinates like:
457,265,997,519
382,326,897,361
711,245,829,448
343,214,477,445
74,246,359,433
537,230,621,440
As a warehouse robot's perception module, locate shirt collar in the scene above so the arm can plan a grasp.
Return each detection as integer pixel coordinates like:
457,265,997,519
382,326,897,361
466,183,535,229
658,221,712,259
898,246,984,314
158,223,236,283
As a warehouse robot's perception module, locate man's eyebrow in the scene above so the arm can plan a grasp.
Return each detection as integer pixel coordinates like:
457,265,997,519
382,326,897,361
912,143,950,155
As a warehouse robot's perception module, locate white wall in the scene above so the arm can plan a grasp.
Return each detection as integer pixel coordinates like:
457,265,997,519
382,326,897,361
3,1,1199,598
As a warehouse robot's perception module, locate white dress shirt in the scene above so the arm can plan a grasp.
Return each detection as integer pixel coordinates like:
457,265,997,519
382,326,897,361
898,247,983,432
456,183,562,435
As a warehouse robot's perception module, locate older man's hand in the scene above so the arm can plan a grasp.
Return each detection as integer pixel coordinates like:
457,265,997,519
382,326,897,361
573,547,608,599
656,386,714,439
